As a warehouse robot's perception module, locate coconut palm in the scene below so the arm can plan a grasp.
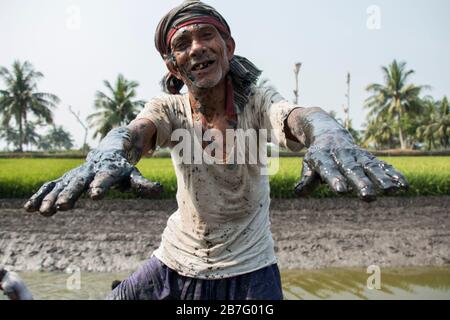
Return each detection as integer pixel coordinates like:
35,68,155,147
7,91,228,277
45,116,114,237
47,126,74,150
435,97,450,149
38,126,74,151
415,99,438,150
0,126,19,151
0,61,59,151
416,96,450,150
87,74,145,139
365,60,427,149
363,115,397,150
23,121,41,150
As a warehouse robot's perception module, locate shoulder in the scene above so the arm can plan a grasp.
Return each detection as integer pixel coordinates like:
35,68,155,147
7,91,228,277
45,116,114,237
247,85,285,109
244,86,286,121
145,94,187,110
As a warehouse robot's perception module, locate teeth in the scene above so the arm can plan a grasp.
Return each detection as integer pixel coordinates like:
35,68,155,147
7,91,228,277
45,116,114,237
193,62,210,71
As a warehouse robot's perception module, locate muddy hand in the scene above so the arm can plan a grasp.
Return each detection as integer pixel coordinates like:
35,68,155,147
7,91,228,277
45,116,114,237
24,164,95,216
113,167,164,198
293,110,409,202
24,127,163,216
295,145,409,202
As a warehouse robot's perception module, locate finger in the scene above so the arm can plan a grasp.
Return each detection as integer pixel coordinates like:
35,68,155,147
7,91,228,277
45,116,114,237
357,151,400,194
333,149,377,202
56,166,95,211
294,160,321,196
307,150,348,194
130,168,163,198
24,181,58,212
89,163,132,200
380,161,409,189
39,181,67,217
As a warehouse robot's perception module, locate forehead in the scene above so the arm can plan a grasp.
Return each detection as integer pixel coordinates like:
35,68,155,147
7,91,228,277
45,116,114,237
170,24,219,42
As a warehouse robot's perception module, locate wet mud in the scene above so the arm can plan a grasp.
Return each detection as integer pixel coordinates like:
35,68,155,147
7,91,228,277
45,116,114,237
0,196,448,272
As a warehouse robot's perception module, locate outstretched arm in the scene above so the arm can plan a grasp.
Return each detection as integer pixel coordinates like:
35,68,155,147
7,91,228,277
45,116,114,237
122,118,158,165
24,118,162,216
285,107,409,202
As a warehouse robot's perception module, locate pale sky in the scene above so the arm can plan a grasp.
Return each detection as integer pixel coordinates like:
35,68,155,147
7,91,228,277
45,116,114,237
1,0,449,149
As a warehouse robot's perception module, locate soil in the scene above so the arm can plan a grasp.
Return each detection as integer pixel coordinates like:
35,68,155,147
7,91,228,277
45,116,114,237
0,196,449,272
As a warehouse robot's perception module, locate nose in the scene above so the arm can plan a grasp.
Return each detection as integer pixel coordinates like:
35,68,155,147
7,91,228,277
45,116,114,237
189,38,206,59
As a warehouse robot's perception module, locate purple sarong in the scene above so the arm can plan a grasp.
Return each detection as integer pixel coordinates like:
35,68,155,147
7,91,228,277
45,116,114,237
106,256,283,300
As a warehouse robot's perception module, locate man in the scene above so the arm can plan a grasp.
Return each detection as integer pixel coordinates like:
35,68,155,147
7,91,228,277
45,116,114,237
0,267,33,300
24,0,408,300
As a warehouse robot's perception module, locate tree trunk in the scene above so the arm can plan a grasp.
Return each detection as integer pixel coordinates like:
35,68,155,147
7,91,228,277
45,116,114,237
18,114,23,152
397,114,406,150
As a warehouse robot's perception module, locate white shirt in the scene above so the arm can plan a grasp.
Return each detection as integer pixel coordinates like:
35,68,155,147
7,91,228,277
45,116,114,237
136,86,301,279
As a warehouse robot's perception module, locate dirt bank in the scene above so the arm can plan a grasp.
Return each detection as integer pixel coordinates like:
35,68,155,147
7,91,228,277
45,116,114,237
0,197,449,272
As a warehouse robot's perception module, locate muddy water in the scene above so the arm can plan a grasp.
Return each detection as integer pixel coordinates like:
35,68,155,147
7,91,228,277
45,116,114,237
282,267,450,300
1,267,449,300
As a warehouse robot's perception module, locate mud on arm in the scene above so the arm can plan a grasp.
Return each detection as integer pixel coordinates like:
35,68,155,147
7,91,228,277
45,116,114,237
285,107,409,202
24,119,163,216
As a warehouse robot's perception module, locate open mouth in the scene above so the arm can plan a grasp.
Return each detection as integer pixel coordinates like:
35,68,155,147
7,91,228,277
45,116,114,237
191,60,216,72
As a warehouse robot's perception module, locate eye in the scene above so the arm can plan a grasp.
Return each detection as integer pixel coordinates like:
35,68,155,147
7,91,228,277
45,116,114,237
202,32,214,39
172,40,189,52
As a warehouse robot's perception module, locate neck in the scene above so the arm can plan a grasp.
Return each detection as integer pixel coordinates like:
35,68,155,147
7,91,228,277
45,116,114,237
188,78,227,119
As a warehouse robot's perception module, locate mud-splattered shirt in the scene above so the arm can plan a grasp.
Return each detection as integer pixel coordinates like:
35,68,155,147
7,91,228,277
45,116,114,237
136,86,302,279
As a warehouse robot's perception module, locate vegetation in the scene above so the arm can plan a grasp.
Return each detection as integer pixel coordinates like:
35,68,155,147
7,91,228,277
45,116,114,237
363,60,449,150
37,126,74,151
0,60,448,201
1,157,448,199
415,97,450,150
87,74,145,139
1,59,448,153
364,60,427,150
0,61,60,151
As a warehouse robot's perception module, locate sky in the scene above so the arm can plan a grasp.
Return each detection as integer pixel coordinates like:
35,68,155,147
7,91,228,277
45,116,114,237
1,0,449,149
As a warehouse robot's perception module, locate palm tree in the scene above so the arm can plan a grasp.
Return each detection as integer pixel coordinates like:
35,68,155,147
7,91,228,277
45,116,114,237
0,61,59,151
0,126,19,151
23,121,41,151
48,126,74,150
416,96,450,150
435,97,450,149
363,115,397,150
38,126,74,151
87,74,145,139
365,60,427,150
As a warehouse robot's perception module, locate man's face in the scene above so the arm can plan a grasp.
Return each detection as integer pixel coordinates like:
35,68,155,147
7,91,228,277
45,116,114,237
168,24,235,90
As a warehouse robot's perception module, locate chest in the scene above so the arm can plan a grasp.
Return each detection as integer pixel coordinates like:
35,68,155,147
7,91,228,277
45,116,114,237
191,111,238,153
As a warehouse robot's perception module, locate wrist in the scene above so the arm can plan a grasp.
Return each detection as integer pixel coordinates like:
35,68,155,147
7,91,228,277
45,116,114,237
87,127,141,165
300,108,354,147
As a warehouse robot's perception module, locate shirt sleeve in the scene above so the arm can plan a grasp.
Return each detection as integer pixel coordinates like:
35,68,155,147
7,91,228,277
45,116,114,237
135,97,174,151
256,87,304,152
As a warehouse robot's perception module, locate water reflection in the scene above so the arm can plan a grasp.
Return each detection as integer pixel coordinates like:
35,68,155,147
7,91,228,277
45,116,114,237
0,268,449,300
282,267,450,300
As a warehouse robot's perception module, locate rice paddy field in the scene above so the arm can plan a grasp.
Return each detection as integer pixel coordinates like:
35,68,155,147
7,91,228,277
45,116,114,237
0,157,449,199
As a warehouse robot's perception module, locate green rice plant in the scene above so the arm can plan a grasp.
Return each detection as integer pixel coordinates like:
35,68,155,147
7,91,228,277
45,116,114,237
0,157,449,199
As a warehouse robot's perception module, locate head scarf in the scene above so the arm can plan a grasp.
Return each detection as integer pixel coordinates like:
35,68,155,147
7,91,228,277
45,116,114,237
155,0,261,114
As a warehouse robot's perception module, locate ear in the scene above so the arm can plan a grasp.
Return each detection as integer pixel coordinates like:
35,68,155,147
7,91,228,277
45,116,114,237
165,58,182,81
225,37,236,61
